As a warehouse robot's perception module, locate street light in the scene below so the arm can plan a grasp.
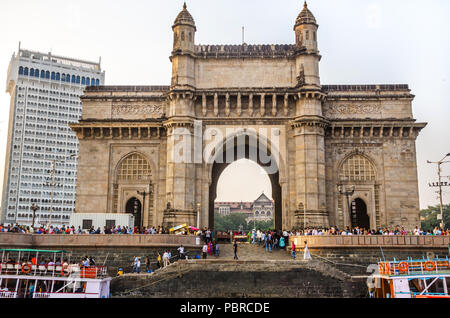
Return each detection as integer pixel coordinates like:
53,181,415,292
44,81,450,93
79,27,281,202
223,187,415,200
137,181,153,230
298,202,306,230
338,183,355,228
196,203,201,229
427,153,450,230
31,203,39,229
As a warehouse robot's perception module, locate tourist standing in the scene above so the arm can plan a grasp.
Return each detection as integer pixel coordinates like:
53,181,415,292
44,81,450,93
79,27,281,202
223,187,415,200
202,244,208,259
303,241,312,260
163,251,170,267
279,236,285,250
178,245,185,260
157,252,162,269
233,240,238,260
215,242,220,257
291,241,296,260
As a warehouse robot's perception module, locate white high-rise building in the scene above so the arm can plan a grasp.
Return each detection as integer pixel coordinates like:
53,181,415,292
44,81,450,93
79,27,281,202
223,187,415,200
1,46,105,226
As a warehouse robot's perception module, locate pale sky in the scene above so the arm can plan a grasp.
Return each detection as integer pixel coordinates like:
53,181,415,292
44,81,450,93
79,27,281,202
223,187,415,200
0,0,449,207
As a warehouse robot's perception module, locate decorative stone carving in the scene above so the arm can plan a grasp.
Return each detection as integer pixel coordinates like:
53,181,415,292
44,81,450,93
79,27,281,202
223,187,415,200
296,65,305,88
325,104,381,117
112,104,164,117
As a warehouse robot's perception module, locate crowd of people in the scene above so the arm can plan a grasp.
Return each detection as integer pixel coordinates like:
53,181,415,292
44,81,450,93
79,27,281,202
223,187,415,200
0,224,177,235
1,223,449,237
287,226,450,236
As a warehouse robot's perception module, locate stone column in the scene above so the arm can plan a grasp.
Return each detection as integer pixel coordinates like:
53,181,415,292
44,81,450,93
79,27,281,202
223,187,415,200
292,92,328,228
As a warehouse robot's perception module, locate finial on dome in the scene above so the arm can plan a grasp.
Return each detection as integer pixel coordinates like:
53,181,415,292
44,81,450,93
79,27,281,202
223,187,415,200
173,1,196,30
294,0,317,28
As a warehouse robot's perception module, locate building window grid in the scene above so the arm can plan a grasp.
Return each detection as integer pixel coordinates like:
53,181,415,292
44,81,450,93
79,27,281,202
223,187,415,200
339,155,375,181
117,154,152,181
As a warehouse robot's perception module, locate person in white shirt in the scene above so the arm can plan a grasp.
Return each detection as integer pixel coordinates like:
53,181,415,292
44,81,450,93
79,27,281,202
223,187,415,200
178,245,185,259
162,251,170,267
303,241,312,260
202,244,208,259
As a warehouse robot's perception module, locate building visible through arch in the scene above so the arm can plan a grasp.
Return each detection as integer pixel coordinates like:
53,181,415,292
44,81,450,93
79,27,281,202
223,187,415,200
71,3,426,231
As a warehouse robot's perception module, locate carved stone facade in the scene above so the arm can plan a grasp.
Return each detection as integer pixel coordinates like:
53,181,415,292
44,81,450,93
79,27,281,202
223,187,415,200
71,3,426,231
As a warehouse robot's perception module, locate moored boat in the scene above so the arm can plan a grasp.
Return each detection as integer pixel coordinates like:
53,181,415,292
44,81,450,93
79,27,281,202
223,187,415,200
0,248,111,298
370,257,450,298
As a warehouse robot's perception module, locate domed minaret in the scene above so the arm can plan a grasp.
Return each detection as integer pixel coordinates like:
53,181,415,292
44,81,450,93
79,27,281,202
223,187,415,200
170,2,196,90
292,2,328,229
293,1,320,88
164,3,198,229
294,1,318,52
172,2,196,54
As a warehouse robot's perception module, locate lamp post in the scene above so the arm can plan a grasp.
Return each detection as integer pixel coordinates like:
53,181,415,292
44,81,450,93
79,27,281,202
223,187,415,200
298,202,306,230
338,183,355,228
137,181,153,230
196,203,201,229
31,203,39,229
427,153,450,230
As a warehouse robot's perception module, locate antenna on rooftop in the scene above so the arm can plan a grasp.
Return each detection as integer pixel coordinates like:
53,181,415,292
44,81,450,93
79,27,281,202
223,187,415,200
242,26,245,45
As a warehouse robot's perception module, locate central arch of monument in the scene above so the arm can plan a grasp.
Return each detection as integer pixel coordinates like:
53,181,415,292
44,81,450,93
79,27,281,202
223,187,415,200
206,130,284,230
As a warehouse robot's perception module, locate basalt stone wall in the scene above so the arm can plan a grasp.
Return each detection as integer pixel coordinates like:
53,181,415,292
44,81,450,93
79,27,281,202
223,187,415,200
112,261,367,298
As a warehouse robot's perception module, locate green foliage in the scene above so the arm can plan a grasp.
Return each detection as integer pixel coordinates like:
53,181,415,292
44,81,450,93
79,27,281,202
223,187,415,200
214,213,274,231
420,204,450,231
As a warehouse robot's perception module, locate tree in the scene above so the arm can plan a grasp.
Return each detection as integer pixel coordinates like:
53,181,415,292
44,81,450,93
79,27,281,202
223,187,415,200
214,212,275,232
214,213,249,231
420,204,450,232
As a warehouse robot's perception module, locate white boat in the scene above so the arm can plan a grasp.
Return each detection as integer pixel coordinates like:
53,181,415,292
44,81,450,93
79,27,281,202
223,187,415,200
370,257,450,298
0,248,111,298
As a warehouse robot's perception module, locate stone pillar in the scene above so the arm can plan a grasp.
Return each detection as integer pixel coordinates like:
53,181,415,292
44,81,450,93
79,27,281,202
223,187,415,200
292,93,328,228
163,92,198,228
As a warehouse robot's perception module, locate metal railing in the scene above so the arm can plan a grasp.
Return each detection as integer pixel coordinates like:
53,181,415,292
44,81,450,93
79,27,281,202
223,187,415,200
378,257,450,276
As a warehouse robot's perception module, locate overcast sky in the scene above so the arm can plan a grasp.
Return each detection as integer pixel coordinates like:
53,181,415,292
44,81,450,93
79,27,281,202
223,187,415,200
0,0,449,207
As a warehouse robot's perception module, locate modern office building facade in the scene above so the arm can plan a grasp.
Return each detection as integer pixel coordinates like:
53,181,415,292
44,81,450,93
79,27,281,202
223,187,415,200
1,46,105,226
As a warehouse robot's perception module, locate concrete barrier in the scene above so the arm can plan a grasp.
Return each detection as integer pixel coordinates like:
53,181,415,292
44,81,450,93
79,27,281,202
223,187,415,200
0,233,198,249
289,235,450,249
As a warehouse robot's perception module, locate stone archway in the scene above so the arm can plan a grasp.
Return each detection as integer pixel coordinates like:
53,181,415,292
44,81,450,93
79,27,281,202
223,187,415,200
125,197,142,227
112,152,153,227
207,134,282,230
351,198,370,229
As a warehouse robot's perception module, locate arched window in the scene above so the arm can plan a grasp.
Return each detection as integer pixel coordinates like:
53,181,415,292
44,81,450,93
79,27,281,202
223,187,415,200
41,70,45,78
30,68,35,77
66,74,71,82
61,73,65,82
116,153,152,182
255,211,259,215
35,69,40,78
24,67,29,76
56,73,60,81
86,77,90,86
19,66,24,75
71,75,76,83
51,72,56,80
339,154,375,181
81,77,85,85
76,76,80,84
45,71,50,79
95,79,100,86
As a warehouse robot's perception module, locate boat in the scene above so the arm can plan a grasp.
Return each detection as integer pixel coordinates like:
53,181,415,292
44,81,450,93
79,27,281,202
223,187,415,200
370,257,450,298
0,248,111,298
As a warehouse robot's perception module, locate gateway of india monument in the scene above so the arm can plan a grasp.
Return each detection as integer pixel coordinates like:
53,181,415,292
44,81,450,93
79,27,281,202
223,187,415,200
70,2,426,231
